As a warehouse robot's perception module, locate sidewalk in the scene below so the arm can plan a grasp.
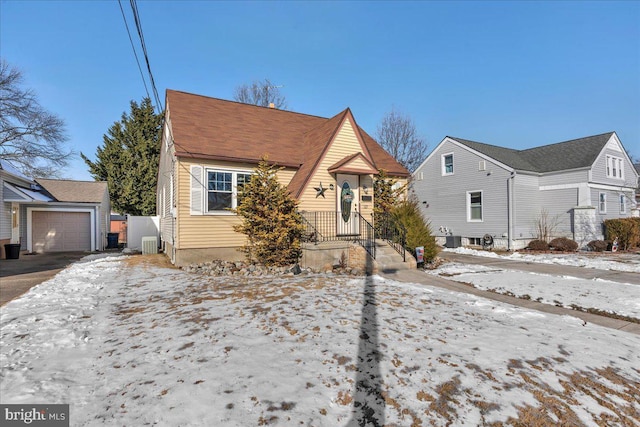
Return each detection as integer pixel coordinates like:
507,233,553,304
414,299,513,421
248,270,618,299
381,266,640,336
439,251,640,285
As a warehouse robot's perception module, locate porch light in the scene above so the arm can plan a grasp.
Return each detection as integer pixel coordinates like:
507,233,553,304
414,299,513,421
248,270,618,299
329,184,334,191
362,185,369,194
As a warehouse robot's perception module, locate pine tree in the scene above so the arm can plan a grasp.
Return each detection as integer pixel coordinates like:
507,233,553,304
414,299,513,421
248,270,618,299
392,198,439,263
81,98,162,215
233,158,304,266
373,169,405,228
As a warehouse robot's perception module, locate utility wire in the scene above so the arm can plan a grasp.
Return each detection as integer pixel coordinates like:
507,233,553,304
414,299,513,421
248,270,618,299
117,0,151,102
129,0,163,114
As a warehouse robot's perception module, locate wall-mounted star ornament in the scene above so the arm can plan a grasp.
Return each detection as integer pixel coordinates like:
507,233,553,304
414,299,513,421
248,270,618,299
314,182,327,198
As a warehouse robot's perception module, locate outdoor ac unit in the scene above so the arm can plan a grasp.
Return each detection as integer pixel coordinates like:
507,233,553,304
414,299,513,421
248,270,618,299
141,236,158,254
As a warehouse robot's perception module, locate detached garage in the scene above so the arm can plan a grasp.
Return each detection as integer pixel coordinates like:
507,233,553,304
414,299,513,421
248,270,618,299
23,180,110,254
2,163,110,258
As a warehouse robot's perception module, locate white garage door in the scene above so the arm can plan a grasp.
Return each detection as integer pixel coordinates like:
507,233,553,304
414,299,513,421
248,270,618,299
32,211,91,252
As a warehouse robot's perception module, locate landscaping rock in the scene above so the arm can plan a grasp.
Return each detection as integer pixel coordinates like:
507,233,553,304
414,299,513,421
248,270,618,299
181,259,365,277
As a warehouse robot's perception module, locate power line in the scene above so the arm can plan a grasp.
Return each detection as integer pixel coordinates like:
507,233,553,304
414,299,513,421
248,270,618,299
129,0,163,114
117,0,150,102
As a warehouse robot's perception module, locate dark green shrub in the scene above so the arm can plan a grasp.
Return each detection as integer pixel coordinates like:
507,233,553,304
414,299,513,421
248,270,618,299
549,237,578,252
233,158,304,266
527,239,549,251
604,218,640,251
587,240,608,252
391,198,439,263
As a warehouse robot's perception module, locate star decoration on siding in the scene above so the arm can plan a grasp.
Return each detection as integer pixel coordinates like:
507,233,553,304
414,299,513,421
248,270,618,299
314,182,327,198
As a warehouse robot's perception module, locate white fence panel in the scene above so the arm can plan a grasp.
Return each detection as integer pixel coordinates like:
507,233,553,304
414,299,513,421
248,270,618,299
126,215,160,250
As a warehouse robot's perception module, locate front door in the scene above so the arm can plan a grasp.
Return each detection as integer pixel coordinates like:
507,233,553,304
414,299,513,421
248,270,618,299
336,174,359,236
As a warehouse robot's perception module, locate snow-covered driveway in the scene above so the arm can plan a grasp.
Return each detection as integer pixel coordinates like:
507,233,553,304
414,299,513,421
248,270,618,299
1,254,639,426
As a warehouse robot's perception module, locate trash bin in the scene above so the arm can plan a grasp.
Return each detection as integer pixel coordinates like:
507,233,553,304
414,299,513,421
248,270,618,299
4,243,21,259
107,233,119,249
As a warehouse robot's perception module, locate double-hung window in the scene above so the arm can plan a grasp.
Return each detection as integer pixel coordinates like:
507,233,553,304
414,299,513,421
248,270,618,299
467,191,483,222
206,170,251,212
442,153,454,176
599,193,607,214
606,155,624,179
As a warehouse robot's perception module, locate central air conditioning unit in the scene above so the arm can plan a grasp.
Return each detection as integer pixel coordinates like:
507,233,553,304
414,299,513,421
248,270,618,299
142,236,158,254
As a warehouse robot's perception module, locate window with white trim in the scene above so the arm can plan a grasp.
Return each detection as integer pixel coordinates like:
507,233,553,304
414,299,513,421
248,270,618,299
606,155,624,179
206,170,251,212
599,192,606,213
467,191,483,222
442,153,454,176
620,194,626,214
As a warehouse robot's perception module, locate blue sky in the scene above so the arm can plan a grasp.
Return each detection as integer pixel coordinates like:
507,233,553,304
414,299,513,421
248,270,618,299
1,0,639,180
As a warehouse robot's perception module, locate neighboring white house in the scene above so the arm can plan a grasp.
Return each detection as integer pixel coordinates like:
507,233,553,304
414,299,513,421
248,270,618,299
0,160,110,258
412,132,639,250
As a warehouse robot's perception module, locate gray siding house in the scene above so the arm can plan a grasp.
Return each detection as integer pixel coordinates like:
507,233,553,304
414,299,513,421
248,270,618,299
412,132,638,250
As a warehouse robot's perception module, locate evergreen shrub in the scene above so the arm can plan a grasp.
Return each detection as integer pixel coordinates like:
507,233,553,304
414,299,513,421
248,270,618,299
391,199,439,263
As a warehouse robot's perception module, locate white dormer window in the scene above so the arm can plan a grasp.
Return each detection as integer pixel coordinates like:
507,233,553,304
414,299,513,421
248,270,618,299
442,153,454,176
606,155,624,179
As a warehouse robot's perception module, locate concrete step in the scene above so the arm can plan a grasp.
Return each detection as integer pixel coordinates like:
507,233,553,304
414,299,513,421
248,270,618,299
373,241,416,273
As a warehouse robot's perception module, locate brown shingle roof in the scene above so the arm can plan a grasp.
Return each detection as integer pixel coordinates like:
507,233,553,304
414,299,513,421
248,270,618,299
36,179,108,203
166,90,409,196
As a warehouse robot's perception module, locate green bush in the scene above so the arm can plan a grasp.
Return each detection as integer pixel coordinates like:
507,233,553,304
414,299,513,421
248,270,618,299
604,218,640,251
233,158,304,266
527,239,549,251
549,237,578,252
391,198,439,263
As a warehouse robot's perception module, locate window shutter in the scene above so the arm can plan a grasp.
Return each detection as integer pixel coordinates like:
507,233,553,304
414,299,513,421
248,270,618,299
190,165,204,215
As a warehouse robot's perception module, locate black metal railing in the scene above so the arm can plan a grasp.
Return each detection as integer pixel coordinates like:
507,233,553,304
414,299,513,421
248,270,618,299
355,212,376,259
375,214,406,262
300,211,376,259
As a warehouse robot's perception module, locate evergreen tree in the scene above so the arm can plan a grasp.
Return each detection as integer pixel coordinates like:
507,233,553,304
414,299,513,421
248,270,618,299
81,98,162,215
392,198,439,263
233,158,304,266
373,169,405,227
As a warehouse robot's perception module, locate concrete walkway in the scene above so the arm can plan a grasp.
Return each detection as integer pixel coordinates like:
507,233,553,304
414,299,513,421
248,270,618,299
381,254,640,336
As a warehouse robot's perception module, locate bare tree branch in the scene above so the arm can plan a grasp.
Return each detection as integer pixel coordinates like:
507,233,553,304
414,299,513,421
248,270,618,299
233,78,287,109
375,107,427,172
0,59,73,178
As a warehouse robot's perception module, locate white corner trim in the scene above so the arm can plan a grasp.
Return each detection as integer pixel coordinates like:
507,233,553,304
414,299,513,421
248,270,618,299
26,207,97,252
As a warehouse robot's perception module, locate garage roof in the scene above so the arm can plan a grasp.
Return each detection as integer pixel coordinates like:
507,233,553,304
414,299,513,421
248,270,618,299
36,179,108,203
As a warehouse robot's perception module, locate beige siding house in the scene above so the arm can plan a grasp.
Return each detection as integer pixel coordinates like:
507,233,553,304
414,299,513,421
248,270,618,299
157,90,409,266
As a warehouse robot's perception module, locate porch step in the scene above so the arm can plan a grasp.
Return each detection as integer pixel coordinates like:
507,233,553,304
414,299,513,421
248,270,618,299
373,240,417,273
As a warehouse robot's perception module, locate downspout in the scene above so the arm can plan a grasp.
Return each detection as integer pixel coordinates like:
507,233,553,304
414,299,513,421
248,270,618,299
508,171,516,251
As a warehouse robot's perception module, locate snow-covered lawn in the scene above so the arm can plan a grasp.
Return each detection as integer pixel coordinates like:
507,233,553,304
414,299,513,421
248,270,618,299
427,262,640,320
1,255,639,426
445,247,640,273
